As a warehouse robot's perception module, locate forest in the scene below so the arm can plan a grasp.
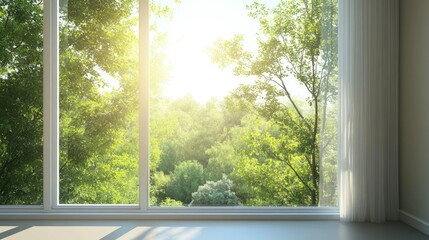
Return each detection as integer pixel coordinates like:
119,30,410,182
0,0,337,207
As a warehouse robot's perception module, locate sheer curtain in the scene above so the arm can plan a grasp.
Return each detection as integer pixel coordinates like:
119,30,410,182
338,0,399,222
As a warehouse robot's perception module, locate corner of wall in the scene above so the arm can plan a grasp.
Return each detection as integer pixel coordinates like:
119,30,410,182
400,210,429,236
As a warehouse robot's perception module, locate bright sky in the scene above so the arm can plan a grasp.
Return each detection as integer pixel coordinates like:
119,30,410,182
99,0,308,103
157,0,277,104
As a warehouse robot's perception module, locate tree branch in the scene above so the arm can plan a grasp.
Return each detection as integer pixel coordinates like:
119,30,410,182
272,73,313,131
281,155,313,192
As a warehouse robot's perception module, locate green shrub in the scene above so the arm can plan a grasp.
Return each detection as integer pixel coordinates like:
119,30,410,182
190,174,240,206
160,198,183,207
166,160,205,204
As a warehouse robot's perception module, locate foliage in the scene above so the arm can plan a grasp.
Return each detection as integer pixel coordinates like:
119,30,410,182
150,171,171,205
211,0,338,206
57,0,180,204
206,143,237,181
156,97,225,170
232,115,311,205
160,198,183,207
166,160,205,204
190,174,240,206
58,0,140,204
0,0,44,204
0,0,177,204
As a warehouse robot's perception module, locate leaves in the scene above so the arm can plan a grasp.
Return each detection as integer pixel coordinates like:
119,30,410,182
0,0,43,204
190,175,240,206
209,0,338,206
166,160,205,204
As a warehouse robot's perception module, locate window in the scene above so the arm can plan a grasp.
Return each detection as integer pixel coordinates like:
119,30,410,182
149,0,338,207
0,0,338,216
58,0,139,204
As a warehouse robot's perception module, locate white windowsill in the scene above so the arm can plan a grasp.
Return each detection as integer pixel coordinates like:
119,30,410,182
0,206,339,220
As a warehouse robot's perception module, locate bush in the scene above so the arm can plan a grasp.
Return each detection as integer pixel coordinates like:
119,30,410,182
160,198,183,207
190,174,240,206
150,171,170,205
166,160,205,204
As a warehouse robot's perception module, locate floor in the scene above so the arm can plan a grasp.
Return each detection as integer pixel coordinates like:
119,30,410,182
0,220,427,240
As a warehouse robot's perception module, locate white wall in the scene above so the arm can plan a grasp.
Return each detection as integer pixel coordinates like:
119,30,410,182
400,0,429,227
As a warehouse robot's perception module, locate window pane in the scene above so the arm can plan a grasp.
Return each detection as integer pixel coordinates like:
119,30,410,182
0,0,43,205
150,0,338,207
59,0,139,204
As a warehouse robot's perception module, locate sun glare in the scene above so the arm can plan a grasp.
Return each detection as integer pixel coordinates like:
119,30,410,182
158,0,263,104
155,0,308,104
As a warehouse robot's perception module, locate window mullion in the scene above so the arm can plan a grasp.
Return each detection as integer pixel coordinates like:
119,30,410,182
43,0,60,211
139,0,150,211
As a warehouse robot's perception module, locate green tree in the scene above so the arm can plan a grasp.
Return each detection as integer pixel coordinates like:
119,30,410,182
58,0,140,203
0,0,43,204
233,115,311,205
166,160,205,204
206,142,237,181
150,171,171,205
211,0,337,206
156,96,225,175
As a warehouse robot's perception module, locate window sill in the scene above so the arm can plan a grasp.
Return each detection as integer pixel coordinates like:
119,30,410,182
0,207,339,220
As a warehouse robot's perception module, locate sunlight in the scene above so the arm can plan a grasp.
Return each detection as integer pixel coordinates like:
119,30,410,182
95,66,120,93
118,226,203,240
159,0,262,103
5,226,121,240
158,0,308,104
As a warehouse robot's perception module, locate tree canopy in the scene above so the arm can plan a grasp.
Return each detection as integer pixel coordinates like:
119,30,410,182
211,0,338,206
0,0,44,204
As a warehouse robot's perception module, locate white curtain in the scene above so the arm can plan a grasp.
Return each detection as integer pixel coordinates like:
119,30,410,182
339,0,399,222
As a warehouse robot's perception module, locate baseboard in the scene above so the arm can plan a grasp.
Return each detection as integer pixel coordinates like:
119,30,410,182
400,210,429,236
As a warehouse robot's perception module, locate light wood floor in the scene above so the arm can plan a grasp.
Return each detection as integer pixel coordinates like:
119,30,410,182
0,220,428,240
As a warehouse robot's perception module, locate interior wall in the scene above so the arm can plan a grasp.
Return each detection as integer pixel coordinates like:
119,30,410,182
399,0,429,224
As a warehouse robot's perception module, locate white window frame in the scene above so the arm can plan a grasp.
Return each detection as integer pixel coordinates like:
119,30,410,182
0,0,339,220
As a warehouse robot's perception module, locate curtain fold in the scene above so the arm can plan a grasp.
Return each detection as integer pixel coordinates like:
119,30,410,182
339,0,399,222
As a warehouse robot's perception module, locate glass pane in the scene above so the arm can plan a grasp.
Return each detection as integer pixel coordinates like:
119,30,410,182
0,0,43,205
59,0,139,204
150,0,338,207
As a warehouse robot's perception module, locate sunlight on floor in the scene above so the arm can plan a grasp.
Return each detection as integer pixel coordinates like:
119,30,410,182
118,226,203,240
4,226,120,240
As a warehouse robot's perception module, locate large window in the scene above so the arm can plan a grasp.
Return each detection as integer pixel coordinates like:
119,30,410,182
0,0,338,213
149,0,338,207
